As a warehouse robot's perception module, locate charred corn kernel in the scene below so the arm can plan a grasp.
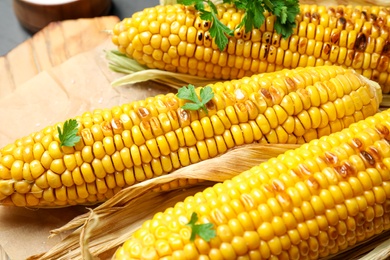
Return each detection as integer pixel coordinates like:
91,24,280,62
0,66,381,207
112,4,390,92
116,108,390,259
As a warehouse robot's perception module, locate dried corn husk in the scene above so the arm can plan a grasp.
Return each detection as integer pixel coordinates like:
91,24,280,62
107,51,218,89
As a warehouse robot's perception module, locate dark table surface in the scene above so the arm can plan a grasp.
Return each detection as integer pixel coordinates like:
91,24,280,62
0,0,160,56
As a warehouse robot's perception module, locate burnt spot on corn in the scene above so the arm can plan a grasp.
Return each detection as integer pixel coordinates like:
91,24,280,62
382,41,390,56
285,77,297,91
298,164,312,176
149,117,161,131
353,52,364,66
370,13,378,22
374,124,390,137
323,43,331,55
101,121,113,135
331,31,340,44
336,7,344,16
263,183,275,194
260,88,272,100
205,100,216,111
243,32,251,41
372,70,380,82
307,176,320,190
348,50,355,61
362,11,368,20
235,29,242,38
356,212,366,226
384,200,390,213
324,151,339,165
337,17,346,29
223,91,236,103
312,12,320,21
345,19,354,31
240,193,256,210
204,32,211,41
81,128,93,142
166,97,179,110
368,146,382,162
378,56,390,71
377,16,386,27
299,38,307,50
328,7,335,14
197,31,203,41
137,107,151,119
111,118,124,132
335,161,356,178
178,108,190,123
271,179,286,192
360,150,376,165
354,33,367,52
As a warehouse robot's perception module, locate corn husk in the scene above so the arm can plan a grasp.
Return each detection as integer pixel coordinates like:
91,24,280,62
107,51,218,89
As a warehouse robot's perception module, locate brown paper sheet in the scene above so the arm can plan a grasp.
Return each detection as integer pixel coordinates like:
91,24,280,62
0,24,172,260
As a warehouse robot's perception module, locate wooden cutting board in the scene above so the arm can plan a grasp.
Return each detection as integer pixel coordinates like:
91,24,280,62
0,16,119,98
0,16,172,260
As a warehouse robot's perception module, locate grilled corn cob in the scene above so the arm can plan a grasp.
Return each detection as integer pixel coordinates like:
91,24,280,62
0,66,381,207
114,107,390,260
112,3,390,92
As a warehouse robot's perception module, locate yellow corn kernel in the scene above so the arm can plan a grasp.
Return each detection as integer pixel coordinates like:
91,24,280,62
114,106,390,257
0,65,382,207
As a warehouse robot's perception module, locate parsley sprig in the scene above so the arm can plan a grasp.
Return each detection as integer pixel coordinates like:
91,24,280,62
187,212,216,242
57,119,81,147
177,0,300,51
177,84,214,114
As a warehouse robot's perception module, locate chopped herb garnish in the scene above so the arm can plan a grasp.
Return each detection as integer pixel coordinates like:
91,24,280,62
187,212,216,242
57,119,81,147
177,0,300,50
177,84,214,114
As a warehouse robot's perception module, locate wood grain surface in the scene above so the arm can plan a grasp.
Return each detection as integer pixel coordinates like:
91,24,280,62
0,16,119,99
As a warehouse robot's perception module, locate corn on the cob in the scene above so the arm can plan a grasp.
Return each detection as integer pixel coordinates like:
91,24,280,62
0,66,381,207
112,3,390,92
114,107,390,260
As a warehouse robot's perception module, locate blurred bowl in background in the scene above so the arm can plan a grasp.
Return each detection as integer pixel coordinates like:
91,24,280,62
13,0,112,33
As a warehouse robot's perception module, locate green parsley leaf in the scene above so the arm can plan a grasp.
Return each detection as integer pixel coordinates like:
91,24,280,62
209,12,233,51
178,0,199,5
177,84,214,114
199,10,212,22
187,212,216,242
57,119,81,147
262,0,274,12
252,3,265,29
179,0,300,49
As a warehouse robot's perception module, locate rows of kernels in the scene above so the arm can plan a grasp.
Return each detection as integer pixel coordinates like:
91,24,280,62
112,4,390,92
0,66,380,207
115,109,390,260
